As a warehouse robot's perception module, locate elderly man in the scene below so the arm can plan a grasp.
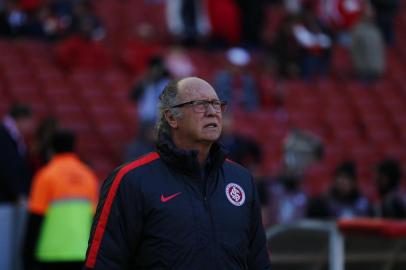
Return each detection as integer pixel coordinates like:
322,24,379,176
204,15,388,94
84,77,271,270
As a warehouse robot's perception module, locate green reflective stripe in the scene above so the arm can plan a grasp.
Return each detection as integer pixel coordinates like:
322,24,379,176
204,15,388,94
36,200,93,261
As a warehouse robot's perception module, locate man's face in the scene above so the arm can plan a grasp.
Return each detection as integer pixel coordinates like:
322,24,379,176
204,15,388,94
334,175,354,195
173,80,223,145
16,117,35,137
375,173,390,195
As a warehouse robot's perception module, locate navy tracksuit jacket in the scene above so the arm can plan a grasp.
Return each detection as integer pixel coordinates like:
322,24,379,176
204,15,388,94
84,137,271,270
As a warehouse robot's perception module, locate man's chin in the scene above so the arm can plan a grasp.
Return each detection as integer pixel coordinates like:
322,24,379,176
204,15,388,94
200,134,221,143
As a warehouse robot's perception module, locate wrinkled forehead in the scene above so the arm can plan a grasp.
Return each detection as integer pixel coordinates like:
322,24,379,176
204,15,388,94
178,78,219,101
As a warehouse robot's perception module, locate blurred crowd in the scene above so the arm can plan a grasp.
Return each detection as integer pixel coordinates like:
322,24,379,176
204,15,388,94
0,0,104,41
0,0,399,78
121,0,397,82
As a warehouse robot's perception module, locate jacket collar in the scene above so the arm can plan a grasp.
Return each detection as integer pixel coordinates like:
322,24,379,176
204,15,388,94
156,133,227,177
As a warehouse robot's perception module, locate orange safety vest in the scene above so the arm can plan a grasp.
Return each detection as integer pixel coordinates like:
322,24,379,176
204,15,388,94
28,153,98,261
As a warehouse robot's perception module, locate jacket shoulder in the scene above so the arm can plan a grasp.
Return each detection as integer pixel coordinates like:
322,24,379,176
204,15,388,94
32,165,52,185
223,159,257,202
113,152,160,177
103,152,161,187
223,158,252,180
120,152,161,175
96,152,161,213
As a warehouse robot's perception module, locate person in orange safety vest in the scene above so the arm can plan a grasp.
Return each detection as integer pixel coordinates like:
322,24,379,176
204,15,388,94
23,129,98,270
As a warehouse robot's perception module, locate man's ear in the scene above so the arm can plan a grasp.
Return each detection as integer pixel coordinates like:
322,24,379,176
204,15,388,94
164,110,178,129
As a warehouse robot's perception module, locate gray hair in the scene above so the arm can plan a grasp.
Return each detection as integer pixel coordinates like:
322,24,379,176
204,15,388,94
156,79,182,137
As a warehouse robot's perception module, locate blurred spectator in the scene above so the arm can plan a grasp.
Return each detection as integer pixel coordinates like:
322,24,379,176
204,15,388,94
31,4,68,40
130,56,171,125
31,116,59,170
47,0,72,17
350,4,385,82
235,0,266,47
269,15,303,78
0,0,27,37
165,45,196,79
124,121,156,162
207,0,241,46
293,9,332,80
220,114,262,172
283,0,303,15
0,104,34,201
261,128,323,227
214,47,260,111
0,0,104,41
166,0,210,45
18,0,43,37
122,23,164,75
263,165,308,227
68,0,104,40
318,0,364,31
370,0,399,45
373,159,406,218
55,18,110,70
307,161,372,219
23,130,98,270
0,104,34,270
283,129,323,176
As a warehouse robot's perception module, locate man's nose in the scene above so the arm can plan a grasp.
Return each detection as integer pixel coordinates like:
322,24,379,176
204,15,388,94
205,104,217,115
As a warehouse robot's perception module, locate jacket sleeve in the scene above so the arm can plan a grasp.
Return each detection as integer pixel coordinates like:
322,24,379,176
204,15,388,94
247,177,272,270
0,131,26,200
84,171,144,270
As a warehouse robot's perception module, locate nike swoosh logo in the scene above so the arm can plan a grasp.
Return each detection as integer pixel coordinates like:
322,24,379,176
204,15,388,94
161,192,181,203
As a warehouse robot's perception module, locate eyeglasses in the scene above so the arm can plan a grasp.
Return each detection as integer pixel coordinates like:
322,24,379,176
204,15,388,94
171,99,227,113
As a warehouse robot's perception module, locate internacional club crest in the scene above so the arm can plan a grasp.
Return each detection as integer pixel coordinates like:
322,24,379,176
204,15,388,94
225,183,245,206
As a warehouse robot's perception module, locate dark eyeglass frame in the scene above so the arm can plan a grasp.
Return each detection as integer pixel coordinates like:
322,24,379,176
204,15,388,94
171,99,227,113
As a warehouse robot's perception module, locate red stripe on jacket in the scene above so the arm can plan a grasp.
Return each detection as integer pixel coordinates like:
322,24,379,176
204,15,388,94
85,152,160,268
